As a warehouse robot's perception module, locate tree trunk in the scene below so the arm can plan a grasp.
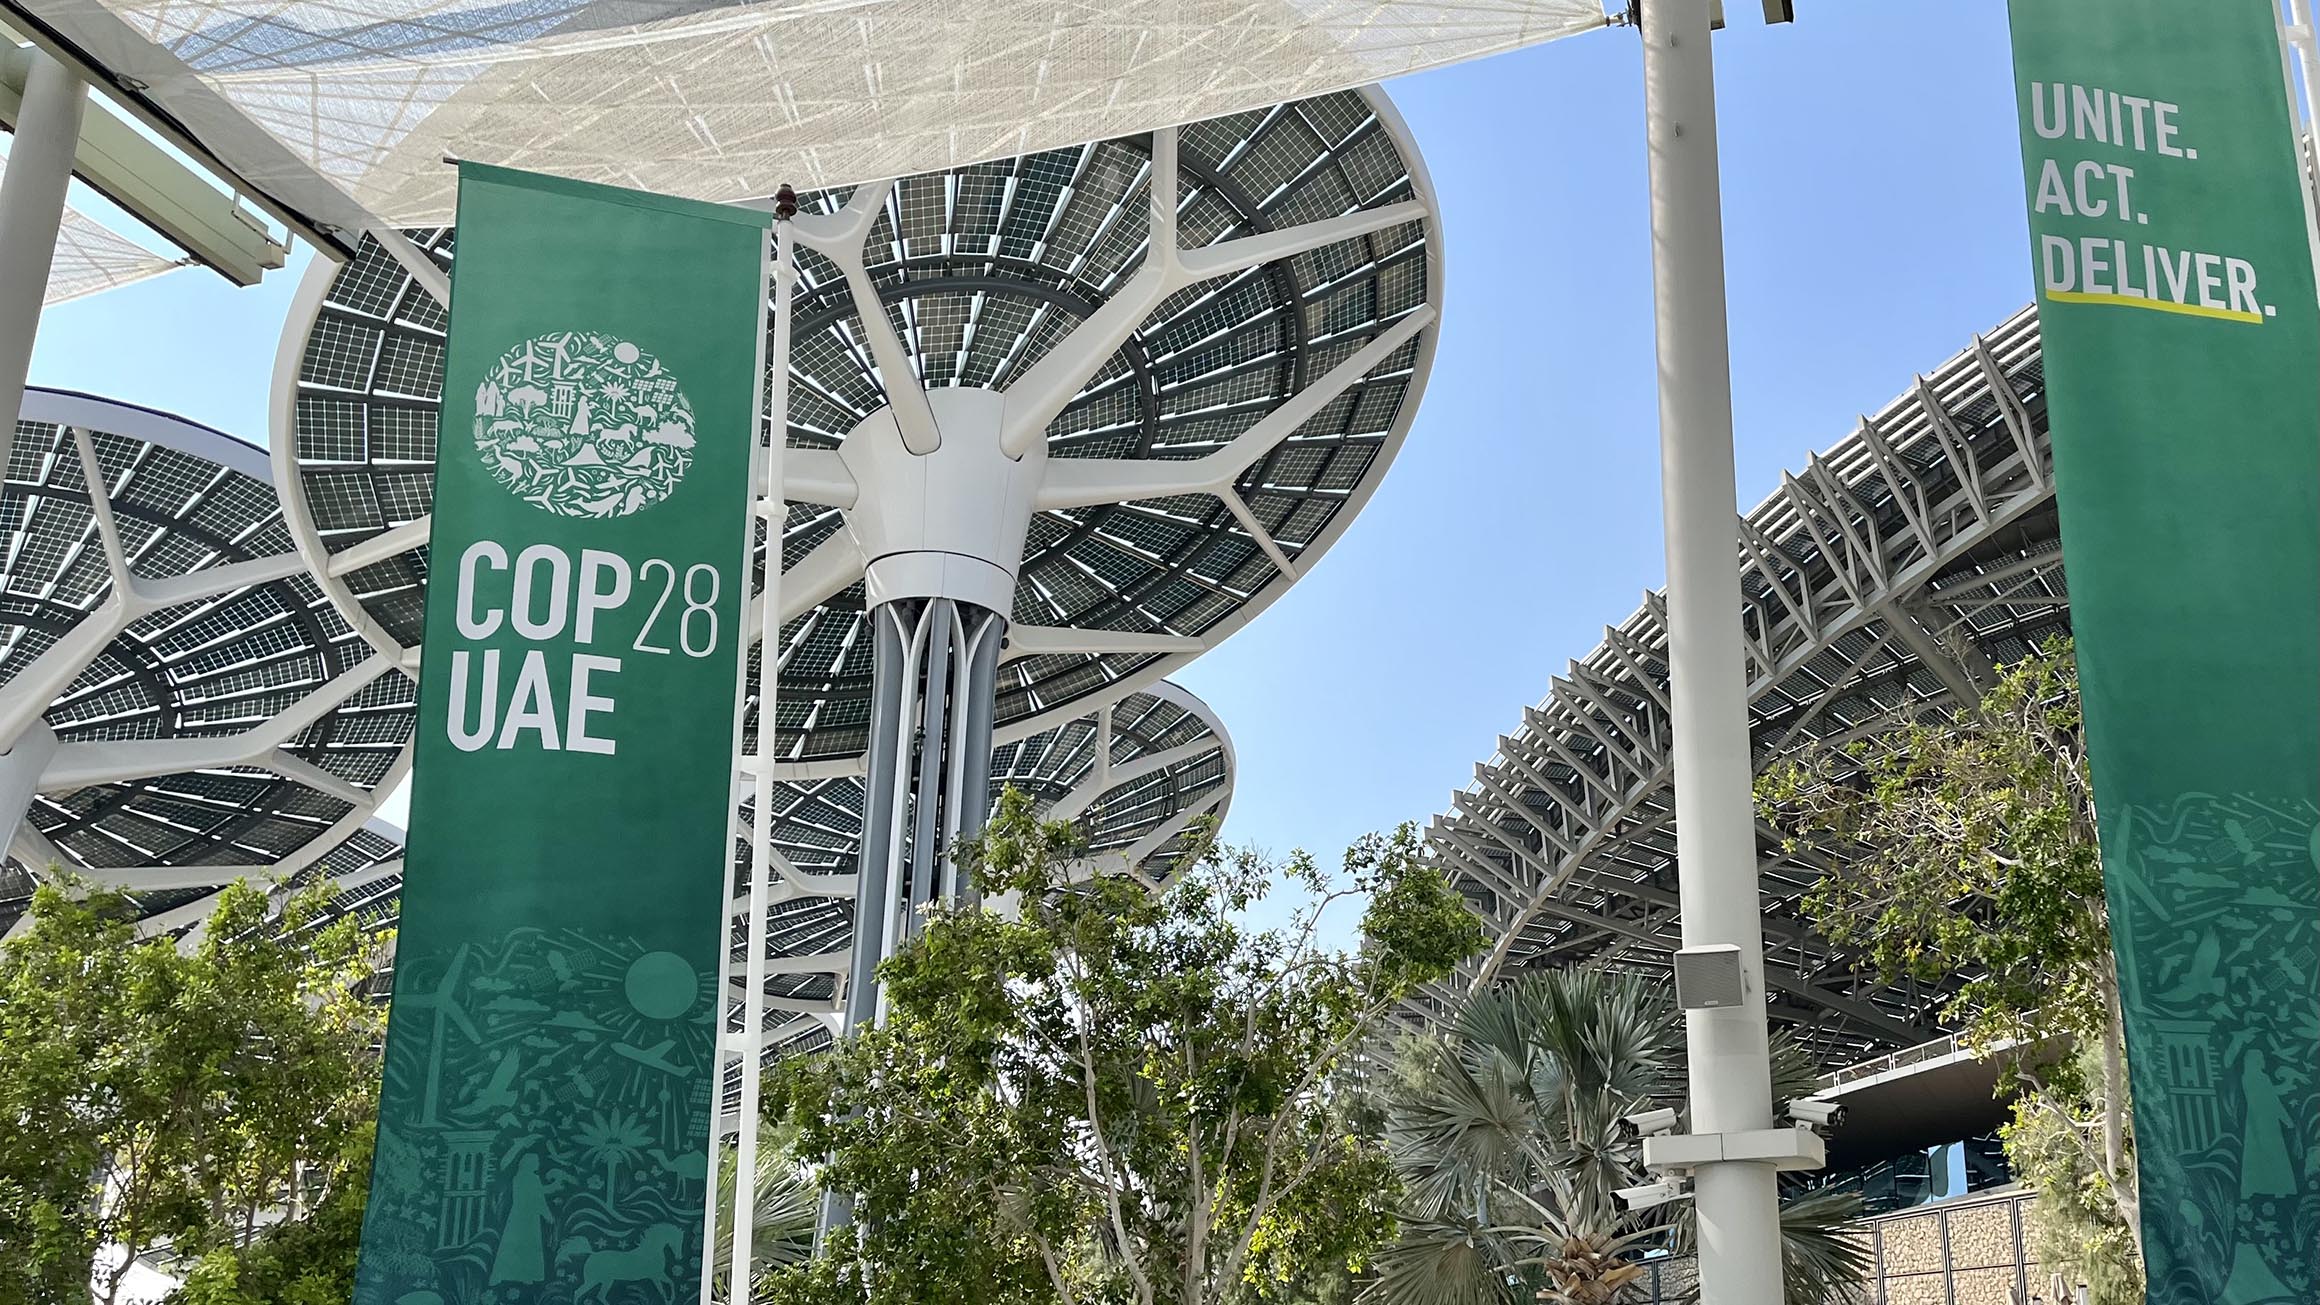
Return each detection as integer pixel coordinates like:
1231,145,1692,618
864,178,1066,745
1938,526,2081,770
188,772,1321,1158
2098,962,2145,1269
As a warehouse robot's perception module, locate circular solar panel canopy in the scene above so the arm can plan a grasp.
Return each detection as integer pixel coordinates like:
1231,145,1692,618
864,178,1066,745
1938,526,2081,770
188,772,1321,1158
275,85,1440,763
732,679,1235,1064
0,390,414,940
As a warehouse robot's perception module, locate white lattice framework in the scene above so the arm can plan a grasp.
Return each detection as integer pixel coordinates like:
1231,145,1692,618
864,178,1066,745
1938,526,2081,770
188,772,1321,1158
1428,306,2074,1065
0,387,411,944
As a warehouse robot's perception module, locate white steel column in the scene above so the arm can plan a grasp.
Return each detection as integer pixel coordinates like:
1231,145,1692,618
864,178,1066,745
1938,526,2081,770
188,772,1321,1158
0,722,57,857
726,211,794,1301
0,51,85,469
1640,1,1785,1301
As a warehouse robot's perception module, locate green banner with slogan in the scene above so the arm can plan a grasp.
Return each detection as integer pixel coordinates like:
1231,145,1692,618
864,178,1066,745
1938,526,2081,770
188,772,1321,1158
354,165,768,1305
2007,3,2320,1300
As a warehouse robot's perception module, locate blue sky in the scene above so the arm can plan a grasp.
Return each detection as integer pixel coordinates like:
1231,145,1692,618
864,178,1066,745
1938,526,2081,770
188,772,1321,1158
25,1,2034,872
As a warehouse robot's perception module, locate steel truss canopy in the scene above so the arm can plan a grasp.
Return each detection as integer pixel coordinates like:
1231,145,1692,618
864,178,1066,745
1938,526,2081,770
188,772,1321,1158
1428,306,2072,1066
0,0,1599,243
0,388,414,942
276,86,1441,763
724,678,1234,1070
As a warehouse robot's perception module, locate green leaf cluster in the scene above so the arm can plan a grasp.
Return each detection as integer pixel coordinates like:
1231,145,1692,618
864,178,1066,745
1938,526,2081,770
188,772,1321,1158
0,876,385,1305
1755,638,2141,1289
762,791,1484,1305
1370,970,1867,1305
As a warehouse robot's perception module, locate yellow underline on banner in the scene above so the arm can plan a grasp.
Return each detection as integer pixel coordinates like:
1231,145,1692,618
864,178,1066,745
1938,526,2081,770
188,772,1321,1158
2045,289,2265,325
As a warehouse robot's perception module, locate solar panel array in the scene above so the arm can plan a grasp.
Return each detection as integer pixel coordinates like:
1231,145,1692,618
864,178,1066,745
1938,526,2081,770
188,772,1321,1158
280,87,1435,762
0,394,412,937
1429,307,2071,1066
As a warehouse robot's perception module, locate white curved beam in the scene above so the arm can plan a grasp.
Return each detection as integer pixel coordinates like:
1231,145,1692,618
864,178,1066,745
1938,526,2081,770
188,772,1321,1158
327,514,431,577
780,449,858,508
39,652,397,793
137,744,413,941
1032,304,1437,510
0,544,310,755
998,129,1179,460
1044,738,1217,823
1001,139,1429,464
743,530,866,648
1004,626,1202,658
795,181,941,456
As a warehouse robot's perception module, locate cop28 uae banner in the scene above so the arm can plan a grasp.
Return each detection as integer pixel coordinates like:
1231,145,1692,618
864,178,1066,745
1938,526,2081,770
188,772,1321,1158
354,165,768,1305
2007,4,2320,1300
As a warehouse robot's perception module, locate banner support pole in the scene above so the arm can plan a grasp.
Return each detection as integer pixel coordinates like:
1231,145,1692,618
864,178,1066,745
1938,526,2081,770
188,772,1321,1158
725,210,794,1300
1639,1,1786,1301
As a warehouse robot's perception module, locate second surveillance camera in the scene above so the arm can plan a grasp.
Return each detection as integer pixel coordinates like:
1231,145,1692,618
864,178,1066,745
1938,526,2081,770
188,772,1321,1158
1616,1180,1688,1211
1786,1098,1846,1130
1619,1107,1681,1139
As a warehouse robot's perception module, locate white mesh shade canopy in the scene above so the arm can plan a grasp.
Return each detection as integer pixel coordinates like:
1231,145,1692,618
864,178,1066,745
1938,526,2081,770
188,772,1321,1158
48,203,173,300
9,0,1602,231
0,144,178,302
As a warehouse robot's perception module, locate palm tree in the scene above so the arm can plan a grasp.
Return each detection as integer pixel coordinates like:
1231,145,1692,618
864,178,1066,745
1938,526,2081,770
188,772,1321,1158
576,1109,650,1204
1367,970,1867,1305
709,1124,817,1303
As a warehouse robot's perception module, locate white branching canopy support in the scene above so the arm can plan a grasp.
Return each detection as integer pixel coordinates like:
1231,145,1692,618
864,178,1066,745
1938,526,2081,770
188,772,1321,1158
0,412,414,944
769,125,1438,664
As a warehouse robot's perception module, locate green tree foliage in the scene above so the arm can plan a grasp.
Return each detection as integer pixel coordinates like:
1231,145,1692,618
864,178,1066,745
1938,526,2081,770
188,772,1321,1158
706,1124,819,1303
1757,639,2141,1297
1370,970,1867,1305
0,877,384,1304
763,791,1485,1305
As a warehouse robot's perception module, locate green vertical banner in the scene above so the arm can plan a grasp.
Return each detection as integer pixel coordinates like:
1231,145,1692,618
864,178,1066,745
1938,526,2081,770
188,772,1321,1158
2007,4,2320,1301
355,166,768,1305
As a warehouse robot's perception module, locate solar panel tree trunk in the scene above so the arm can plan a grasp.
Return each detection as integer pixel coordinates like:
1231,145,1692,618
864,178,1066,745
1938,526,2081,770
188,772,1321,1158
1638,0,1792,1301
764,140,1434,1038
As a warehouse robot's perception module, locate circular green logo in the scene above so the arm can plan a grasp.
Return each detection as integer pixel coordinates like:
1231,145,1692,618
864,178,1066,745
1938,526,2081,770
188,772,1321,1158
471,332,695,517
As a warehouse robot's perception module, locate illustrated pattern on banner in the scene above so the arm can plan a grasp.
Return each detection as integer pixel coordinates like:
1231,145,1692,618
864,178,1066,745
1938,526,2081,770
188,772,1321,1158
353,165,768,1305
2006,3,2320,1302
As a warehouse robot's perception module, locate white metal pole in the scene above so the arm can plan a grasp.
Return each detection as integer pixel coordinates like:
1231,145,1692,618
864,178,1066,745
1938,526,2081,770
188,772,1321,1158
1639,1,1785,1302
2277,0,2320,290
730,215,795,1301
0,50,85,473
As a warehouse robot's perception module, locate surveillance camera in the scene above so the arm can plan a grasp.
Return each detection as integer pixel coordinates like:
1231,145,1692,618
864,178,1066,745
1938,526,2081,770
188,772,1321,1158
1786,1098,1845,1130
1618,1107,1681,1139
1615,1180,1689,1211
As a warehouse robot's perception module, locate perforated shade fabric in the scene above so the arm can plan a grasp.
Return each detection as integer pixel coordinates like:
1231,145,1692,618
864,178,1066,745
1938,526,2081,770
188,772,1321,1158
10,0,1603,233
0,143,179,302
279,87,1439,760
48,205,174,301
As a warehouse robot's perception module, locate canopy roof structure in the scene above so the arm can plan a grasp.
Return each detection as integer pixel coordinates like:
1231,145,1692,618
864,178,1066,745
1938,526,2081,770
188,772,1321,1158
0,143,180,302
274,86,1441,764
3,0,1601,243
730,678,1234,1066
43,196,175,301
0,388,413,941
1428,306,2070,1065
